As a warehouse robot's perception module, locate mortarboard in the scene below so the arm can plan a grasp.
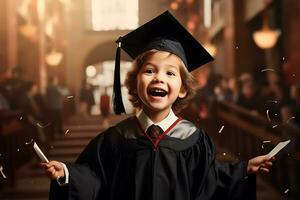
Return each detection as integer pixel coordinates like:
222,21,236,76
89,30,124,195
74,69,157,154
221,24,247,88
113,11,214,114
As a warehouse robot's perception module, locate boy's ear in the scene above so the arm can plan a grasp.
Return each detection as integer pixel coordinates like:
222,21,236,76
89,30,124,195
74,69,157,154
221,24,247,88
178,86,187,98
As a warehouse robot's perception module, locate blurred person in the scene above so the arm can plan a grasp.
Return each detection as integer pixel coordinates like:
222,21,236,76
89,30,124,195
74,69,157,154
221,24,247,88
18,81,49,142
79,81,95,117
46,76,64,139
237,82,263,115
228,77,239,102
289,84,300,126
239,72,253,86
214,76,235,102
100,87,110,128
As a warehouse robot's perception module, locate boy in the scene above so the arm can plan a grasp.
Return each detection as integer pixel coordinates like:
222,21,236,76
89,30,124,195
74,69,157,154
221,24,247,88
42,11,273,200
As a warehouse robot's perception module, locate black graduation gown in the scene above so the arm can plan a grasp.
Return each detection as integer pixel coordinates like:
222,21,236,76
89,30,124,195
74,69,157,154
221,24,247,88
49,117,256,200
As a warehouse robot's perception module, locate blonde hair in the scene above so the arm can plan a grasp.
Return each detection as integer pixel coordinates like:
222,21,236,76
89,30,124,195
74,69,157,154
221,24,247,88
125,50,197,113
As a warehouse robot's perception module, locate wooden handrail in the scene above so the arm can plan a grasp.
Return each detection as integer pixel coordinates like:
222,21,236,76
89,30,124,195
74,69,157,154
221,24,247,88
217,100,300,137
217,110,281,145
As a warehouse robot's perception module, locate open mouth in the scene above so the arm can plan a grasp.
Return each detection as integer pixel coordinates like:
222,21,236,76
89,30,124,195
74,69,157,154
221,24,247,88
148,88,168,97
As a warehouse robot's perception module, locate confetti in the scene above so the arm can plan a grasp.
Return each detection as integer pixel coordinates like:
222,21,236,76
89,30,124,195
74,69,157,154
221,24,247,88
218,125,225,133
67,95,74,99
282,57,285,61
65,129,70,135
286,116,295,123
284,189,290,194
19,116,23,120
25,139,34,145
266,110,271,121
261,140,271,149
261,69,275,72
36,122,51,128
0,165,7,179
272,124,278,128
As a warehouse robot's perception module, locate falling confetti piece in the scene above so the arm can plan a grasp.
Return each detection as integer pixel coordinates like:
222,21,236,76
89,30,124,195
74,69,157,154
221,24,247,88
25,139,34,145
261,141,271,149
67,95,74,99
272,125,278,128
65,129,70,135
282,57,285,61
284,189,290,194
261,69,275,72
266,110,271,121
218,125,225,133
19,116,23,120
0,165,7,179
263,140,271,143
286,116,295,123
36,122,51,128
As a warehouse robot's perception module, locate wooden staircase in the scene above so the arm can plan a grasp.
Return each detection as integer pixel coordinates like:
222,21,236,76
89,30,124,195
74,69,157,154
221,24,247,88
0,114,126,200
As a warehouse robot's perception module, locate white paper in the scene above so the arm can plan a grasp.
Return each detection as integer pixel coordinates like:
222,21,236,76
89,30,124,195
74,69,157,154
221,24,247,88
267,140,290,159
33,142,49,163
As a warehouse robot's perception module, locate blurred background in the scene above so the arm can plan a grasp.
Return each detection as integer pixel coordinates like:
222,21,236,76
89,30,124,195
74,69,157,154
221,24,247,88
0,0,299,199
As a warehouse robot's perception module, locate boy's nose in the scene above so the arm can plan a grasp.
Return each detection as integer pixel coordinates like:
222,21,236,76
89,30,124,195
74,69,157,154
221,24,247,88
152,76,164,83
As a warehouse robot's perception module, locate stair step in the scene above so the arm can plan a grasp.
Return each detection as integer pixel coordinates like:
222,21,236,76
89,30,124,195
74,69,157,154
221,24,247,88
48,147,84,157
50,139,91,148
56,131,100,140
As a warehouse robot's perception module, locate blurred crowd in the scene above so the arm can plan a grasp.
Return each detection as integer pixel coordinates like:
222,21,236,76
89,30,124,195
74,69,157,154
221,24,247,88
0,67,71,144
188,69,300,129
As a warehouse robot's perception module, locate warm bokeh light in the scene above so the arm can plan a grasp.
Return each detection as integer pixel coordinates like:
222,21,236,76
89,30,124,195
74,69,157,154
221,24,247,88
170,2,179,10
19,22,37,39
86,65,97,77
45,49,63,66
253,28,281,49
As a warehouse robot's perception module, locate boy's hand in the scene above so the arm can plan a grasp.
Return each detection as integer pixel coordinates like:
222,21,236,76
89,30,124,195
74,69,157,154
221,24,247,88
247,155,275,174
40,161,65,180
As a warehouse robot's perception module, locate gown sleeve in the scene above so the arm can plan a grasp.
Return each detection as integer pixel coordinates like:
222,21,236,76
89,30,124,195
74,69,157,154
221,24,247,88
49,128,111,200
191,129,256,200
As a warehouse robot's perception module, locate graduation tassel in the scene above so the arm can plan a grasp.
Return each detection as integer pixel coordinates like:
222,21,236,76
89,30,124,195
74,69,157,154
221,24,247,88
113,37,126,114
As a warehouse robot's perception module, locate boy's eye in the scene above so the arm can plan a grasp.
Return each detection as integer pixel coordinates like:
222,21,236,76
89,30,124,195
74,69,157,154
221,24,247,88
145,69,154,74
167,71,176,76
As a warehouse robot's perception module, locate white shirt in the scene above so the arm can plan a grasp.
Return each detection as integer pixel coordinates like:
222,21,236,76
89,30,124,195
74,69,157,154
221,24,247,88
136,109,178,133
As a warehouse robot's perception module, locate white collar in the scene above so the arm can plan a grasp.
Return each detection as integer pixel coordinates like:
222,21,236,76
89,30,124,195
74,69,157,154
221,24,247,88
136,109,178,132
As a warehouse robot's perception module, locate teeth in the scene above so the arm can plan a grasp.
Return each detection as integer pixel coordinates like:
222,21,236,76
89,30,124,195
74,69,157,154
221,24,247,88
148,88,168,97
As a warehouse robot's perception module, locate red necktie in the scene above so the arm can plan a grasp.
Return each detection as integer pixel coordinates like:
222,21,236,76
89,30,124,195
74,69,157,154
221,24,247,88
146,125,164,142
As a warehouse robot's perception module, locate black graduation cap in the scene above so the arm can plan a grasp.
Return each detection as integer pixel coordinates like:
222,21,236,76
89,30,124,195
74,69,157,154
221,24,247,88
113,11,214,114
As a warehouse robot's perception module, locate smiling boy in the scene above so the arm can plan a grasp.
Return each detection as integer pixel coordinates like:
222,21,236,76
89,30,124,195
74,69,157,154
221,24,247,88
42,11,273,200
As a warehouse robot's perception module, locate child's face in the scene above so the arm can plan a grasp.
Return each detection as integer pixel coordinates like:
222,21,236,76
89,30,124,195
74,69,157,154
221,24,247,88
137,51,187,116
